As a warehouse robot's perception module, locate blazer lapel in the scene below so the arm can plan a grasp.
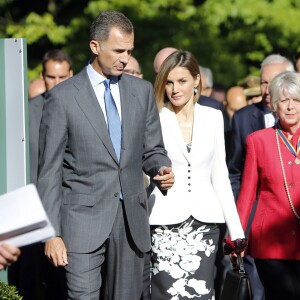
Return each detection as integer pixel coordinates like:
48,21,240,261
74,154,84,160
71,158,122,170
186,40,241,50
161,108,190,162
73,69,118,163
190,104,202,158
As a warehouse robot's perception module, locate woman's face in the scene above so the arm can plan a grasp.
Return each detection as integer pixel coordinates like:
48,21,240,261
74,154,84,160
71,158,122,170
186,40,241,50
277,91,300,129
165,66,199,109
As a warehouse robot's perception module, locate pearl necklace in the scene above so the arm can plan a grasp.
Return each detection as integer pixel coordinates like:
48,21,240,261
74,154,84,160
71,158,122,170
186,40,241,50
276,130,300,220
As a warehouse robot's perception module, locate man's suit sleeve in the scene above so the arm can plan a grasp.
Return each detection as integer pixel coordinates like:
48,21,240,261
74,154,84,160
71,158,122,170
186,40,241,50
141,83,171,180
227,113,243,200
37,91,68,236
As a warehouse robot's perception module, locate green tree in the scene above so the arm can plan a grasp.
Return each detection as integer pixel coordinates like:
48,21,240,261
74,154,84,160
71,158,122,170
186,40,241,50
1,0,300,86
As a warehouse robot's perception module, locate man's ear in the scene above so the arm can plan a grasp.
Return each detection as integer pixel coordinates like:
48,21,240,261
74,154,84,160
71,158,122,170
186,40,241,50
90,40,100,55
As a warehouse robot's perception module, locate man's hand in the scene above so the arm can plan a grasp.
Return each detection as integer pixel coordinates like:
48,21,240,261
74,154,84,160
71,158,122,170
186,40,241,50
45,237,68,267
0,243,21,270
153,166,174,190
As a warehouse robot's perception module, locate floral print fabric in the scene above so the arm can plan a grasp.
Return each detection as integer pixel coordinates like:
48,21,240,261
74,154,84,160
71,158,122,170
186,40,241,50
150,217,219,300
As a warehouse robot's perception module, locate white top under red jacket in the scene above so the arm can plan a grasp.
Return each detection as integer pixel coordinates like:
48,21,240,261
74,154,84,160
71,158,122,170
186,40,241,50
148,104,245,241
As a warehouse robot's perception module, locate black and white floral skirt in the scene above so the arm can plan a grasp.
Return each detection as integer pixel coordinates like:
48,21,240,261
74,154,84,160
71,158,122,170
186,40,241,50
150,216,219,300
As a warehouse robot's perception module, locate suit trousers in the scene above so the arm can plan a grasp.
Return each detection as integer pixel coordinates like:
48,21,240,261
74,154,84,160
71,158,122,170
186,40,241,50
65,200,146,300
255,259,300,300
243,255,265,300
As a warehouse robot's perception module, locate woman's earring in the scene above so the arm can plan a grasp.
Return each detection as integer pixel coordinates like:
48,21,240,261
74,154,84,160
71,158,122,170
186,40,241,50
194,87,198,95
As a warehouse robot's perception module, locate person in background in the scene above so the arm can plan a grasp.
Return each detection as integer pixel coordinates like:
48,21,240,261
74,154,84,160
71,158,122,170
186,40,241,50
211,83,226,104
236,71,300,300
148,50,245,300
153,47,178,75
294,51,300,72
199,65,213,97
37,11,174,300
223,86,247,166
40,49,73,92
228,54,295,199
29,49,73,185
227,54,295,300
0,244,20,270
123,55,143,78
198,65,226,111
28,78,46,99
9,49,73,300
240,75,262,105
198,65,230,299
224,86,247,129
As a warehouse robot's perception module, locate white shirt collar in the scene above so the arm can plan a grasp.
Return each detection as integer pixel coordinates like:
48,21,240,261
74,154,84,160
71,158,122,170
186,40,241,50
86,63,119,86
86,63,122,123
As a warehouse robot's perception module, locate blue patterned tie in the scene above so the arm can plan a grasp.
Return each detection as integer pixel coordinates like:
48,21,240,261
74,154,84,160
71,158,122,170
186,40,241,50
103,79,121,161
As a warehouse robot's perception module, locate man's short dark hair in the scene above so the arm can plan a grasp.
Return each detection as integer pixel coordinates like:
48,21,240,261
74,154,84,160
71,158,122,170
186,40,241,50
90,10,133,42
42,49,73,74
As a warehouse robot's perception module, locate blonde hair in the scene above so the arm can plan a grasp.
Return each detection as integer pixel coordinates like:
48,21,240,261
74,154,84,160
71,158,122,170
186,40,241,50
154,50,201,111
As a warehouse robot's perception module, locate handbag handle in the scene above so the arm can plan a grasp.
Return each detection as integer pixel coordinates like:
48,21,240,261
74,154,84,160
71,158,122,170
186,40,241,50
236,253,246,274
230,253,246,274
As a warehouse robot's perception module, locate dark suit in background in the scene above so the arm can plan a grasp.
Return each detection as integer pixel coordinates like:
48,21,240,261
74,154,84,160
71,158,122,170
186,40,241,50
199,95,230,135
227,101,265,199
198,94,230,300
29,94,47,185
8,94,67,300
199,95,223,110
227,101,265,300
29,93,67,300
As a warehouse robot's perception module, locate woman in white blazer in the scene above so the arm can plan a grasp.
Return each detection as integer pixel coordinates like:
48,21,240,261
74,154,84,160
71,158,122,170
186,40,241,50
148,50,245,300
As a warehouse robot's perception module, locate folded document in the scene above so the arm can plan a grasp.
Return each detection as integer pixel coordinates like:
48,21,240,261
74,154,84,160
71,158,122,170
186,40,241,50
0,184,55,247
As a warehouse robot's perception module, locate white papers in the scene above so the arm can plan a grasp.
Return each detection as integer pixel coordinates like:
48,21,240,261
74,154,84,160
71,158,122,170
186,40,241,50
0,184,55,247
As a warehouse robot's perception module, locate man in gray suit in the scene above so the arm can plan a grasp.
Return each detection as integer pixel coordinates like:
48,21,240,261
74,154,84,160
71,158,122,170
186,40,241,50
37,10,174,300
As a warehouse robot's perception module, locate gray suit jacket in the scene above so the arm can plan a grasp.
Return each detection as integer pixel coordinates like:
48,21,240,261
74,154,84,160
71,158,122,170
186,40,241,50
37,68,171,254
29,93,47,185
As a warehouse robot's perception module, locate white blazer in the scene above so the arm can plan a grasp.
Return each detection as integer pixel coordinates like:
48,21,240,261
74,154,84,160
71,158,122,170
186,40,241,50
148,104,244,240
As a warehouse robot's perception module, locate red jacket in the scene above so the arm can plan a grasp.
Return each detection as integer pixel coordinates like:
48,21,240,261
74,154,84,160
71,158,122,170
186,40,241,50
237,127,300,259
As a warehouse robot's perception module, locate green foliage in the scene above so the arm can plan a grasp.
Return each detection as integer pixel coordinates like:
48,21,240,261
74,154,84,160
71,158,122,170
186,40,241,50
28,64,43,82
1,0,300,86
7,12,71,44
0,281,22,300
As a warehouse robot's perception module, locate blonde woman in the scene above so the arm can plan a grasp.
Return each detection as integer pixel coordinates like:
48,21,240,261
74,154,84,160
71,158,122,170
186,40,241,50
148,50,245,300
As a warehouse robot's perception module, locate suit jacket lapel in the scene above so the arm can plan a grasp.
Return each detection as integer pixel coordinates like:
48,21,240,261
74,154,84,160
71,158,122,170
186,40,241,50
73,69,118,163
251,102,265,131
118,75,135,155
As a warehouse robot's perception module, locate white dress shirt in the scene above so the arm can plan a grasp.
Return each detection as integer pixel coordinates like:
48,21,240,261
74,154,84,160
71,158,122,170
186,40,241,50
264,112,276,128
86,63,122,124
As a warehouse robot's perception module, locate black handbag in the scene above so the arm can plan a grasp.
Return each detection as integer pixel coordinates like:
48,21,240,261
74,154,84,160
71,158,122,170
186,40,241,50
220,254,252,300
